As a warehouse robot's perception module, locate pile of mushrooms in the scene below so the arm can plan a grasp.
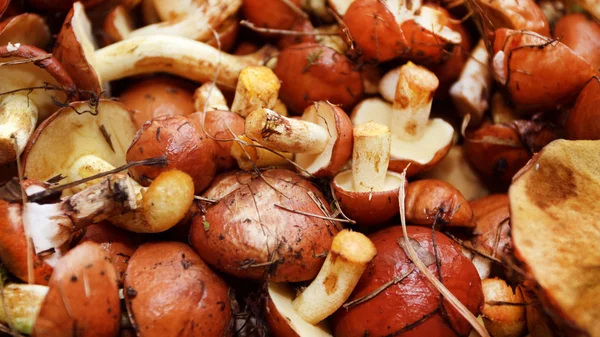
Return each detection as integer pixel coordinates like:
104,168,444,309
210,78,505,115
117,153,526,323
0,1,599,337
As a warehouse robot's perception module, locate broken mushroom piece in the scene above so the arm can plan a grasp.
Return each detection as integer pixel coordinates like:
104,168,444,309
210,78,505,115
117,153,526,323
332,225,483,337
245,102,353,177
193,82,229,112
0,283,48,334
0,44,76,165
266,230,376,335
54,2,278,94
405,179,475,229
491,28,595,112
190,169,339,282
481,278,527,337
331,122,404,226
231,66,280,117
119,76,196,129
124,242,231,337
449,40,492,127
353,62,454,177
509,139,600,337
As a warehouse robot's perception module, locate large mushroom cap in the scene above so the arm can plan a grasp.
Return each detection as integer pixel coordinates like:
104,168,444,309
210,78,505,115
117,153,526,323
22,100,137,183
509,139,600,336
124,241,232,337
190,169,340,282
33,241,121,337
332,225,483,337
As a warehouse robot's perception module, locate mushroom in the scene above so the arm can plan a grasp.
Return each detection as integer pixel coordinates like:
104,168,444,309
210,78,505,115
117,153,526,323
124,242,232,337
491,28,595,112
332,225,483,337
119,76,196,129
449,39,492,127
553,13,600,71
0,13,50,47
405,179,475,229
0,44,76,165
352,62,454,177
190,169,339,282
343,0,463,63
245,101,353,177
275,43,363,114
509,139,600,337
469,0,549,36
231,66,280,118
193,82,229,112
242,0,304,30
565,78,600,140
230,134,293,171
331,122,404,226
126,114,220,192
53,2,278,94
0,242,121,336
266,229,376,335
480,278,527,337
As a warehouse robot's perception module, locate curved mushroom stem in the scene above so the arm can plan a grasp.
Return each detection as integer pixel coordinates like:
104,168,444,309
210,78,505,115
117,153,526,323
0,284,48,335
245,108,329,154
449,40,492,127
194,83,229,112
230,135,293,170
0,94,38,165
94,36,278,90
231,66,280,117
391,62,439,141
292,229,377,324
352,122,391,192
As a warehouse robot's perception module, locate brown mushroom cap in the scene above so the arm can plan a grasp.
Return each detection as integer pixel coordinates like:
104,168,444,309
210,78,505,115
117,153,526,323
0,13,50,48
509,139,600,337
126,115,219,193
565,78,600,140
22,100,137,183
242,0,304,30
469,194,511,259
33,241,121,337
78,222,138,285
295,102,353,177
405,179,475,228
124,241,232,337
190,169,339,282
553,14,600,71
331,170,404,226
119,76,196,129
472,0,549,36
187,110,246,171
332,225,483,337
0,200,53,285
275,43,363,114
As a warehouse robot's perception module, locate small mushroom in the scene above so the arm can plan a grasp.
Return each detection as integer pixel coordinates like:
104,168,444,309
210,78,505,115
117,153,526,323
231,66,280,117
331,122,404,226
353,62,454,177
119,76,196,129
124,242,232,337
266,230,376,335
190,169,339,282
53,2,278,94
481,278,527,337
245,101,353,177
193,82,229,112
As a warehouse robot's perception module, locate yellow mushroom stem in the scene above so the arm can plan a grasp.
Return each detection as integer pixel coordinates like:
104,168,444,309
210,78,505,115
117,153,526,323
230,135,293,170
231,66,280,117
352,121,391,192
292,229,377,324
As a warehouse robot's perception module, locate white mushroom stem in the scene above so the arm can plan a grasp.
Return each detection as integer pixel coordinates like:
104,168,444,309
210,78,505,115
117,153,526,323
449,40,492,126
352,122,391,192
0,284,48,335
230,135,293,170
93,35,278,90
194,83,229,112
391,62,439,141
231,66,280,117
0,94,38,164
128,0,242,42
64,154,142,196
292,229,377,324
245,108,329,154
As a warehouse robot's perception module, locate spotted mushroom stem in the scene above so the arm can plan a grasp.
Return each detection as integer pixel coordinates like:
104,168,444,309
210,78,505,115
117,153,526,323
391,62,439,141
0,284,48,335
352,121,391,193
231,66,280,117
292,229,377,324
0,94,38,164
230,134,293,170
245,108,329,154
